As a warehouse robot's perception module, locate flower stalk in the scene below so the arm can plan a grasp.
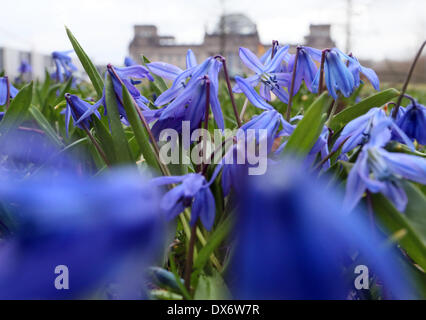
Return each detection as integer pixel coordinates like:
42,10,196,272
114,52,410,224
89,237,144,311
286,46,301,121
392,40,426,118
318,49,329,95
5,76,10,110
215,56,242,127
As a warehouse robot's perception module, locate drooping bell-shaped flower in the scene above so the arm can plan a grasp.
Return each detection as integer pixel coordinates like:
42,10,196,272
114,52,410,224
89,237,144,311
287,46,322,94
344,119,426,212
233,46,291,103
394,102,426,145
347,54,380,91
151,173,216,230
230,159,414,299
312,48,379,99
333,107,414,155
124,56,137,67
0,77,19,105
312,48,355,99
78,64,153,126
64,93,101,136
18,60,32,74
51,50,78,83
151,57,224,135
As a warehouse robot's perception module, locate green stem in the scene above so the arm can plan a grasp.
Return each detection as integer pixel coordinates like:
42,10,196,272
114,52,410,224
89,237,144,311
326,96,339,127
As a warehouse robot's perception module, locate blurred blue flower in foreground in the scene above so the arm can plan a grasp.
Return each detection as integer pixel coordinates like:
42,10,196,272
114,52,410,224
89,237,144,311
344,120,426,212
233,46,290,103
0,77,19,106
52,50,77,82
230,159,414,299
151,173,215,230
394,102,426,145
0,167,165,299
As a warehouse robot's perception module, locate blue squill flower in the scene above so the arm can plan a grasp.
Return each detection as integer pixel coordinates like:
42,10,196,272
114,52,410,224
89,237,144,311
78,64,153,126
52,50,77,82
18,60,32,74
64,94,101,136
124,56,137,67
147,49,198,106
233,46,290,103
151,173,215,230
312,49,379,99
235,76,292,151
287,46,322,94
344,119,426,212
0,167,165,299
0,77,19,105
333,107,414,155
230,159,414,299
211,77,292,196
151,57,224,135
394,102,426,145
347,54,380,91
0,112,4,121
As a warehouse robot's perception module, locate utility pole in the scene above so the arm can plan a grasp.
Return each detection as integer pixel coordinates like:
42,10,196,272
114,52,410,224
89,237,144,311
219,0,226,56
345,0,352,53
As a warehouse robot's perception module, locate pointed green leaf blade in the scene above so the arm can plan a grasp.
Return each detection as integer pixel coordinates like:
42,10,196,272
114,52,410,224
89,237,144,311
65,26,104,98
0,82,33,139
104,74,133,164
121,84,160,171
283,92,331,157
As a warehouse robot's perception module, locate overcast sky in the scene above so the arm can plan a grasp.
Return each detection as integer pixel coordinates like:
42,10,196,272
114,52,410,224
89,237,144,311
0,0,424,64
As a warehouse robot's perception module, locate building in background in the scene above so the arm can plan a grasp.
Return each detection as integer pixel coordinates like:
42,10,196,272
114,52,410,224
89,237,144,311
129,14,335,76
0,47,53,80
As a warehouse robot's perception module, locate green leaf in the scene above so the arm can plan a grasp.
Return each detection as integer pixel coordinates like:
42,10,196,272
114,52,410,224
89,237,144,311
328,88,399,132
0,82,33,138
92,117,116,164
121,84,161,171
192,216,231,284
403,182,426,244
104,74,133,164
65,26,104,98
29,105,64,148
371,187,426,270
194,271,231,300
283,92,331,157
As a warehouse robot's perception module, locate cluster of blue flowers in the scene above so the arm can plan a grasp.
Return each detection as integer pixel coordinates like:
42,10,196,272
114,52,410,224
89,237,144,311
0,36,425,300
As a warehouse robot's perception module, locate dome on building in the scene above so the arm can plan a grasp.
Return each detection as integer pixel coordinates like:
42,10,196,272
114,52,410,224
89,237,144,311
213,14,257,35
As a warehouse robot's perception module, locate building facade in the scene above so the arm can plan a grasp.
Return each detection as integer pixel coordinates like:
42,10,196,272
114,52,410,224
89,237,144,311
129,14,336,75
0,47,54,81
